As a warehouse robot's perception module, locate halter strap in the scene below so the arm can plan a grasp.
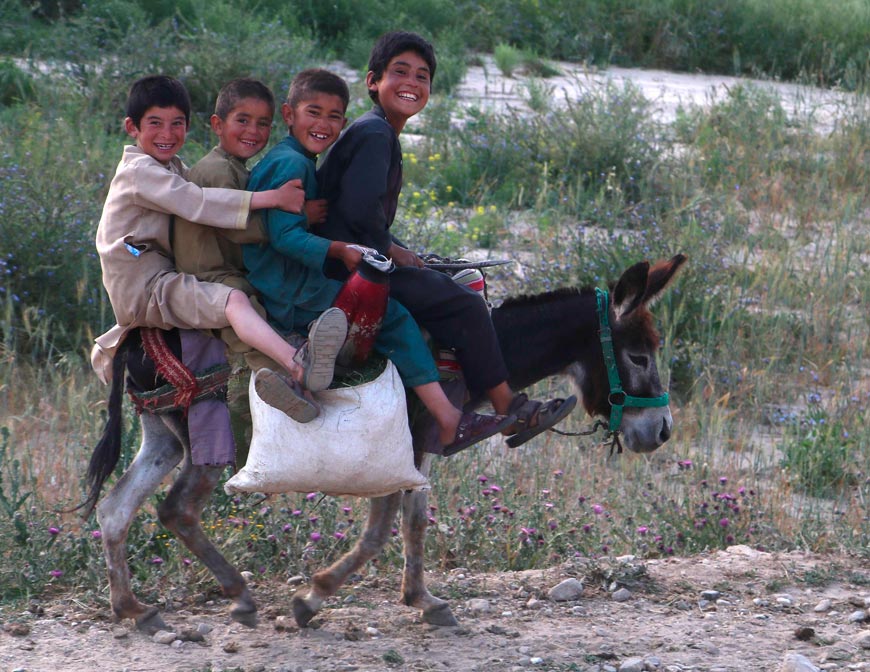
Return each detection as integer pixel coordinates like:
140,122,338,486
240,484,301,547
595,288,669,433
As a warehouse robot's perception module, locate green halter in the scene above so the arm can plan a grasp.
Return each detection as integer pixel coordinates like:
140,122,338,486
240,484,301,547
595,288,670,433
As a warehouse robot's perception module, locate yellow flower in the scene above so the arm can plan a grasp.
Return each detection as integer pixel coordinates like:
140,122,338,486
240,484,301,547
413,191,421,198
446,185,453,193
476,205,485,215
489,205,497,213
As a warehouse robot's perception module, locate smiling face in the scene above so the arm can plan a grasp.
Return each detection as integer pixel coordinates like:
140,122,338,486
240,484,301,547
124,105,188,163
282,92,347,156
211,97,273,162
366,50,431,133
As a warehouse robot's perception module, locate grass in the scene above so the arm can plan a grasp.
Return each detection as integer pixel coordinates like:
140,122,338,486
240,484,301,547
1,0,870,610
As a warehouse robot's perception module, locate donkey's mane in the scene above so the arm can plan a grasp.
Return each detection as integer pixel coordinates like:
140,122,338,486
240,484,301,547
498,286,590,310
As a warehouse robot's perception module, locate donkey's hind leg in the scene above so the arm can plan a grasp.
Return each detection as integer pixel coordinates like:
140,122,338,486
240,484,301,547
400,453,458,626
157,461,257,627
292,493,402,627
97,413,183,633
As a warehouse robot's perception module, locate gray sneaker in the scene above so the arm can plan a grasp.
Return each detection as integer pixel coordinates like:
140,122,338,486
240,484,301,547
294,307,348,392
254,368,320,423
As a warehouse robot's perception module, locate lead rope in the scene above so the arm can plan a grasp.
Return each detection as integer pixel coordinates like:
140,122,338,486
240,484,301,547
548,421,624,455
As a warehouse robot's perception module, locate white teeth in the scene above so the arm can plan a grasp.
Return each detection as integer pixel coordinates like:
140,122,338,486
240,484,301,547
311,132,328,140
398,92,418,101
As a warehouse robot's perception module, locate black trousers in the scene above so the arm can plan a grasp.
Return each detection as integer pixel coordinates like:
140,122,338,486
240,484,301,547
387,266,509,396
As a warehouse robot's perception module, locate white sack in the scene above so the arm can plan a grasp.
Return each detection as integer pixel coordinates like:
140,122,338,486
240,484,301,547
225,360,429,498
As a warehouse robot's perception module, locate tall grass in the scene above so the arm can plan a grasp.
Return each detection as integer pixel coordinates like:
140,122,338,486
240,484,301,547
1,2,870,609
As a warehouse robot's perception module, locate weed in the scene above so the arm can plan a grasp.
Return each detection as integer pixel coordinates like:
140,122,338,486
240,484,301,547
493,43,523,77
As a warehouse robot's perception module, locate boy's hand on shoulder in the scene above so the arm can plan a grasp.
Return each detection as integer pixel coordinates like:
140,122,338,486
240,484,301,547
304,198,328,227
250,178,306,213
275,178,306,213
388,243,424,269
328,241,363,272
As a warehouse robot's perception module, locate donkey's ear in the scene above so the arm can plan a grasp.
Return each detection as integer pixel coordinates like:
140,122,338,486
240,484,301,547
643,254,688,306
613,261,649,319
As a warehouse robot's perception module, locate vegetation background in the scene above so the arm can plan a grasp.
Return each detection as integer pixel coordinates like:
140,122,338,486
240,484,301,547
1,0,869,608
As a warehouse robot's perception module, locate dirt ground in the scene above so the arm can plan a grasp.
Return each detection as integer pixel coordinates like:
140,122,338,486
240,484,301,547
2,546,869,672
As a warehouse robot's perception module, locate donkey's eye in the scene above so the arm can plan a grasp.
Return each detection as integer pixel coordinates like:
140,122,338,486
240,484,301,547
629,354,649,367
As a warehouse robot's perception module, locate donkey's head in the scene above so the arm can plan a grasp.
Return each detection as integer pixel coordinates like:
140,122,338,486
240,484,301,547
576,254,686,453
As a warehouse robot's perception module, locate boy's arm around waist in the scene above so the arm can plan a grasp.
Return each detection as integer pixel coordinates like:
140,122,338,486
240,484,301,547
126,157,252,230
178,158,266,245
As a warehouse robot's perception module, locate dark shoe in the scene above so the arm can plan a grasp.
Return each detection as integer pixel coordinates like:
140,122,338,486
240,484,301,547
254,368,320,423
505,393,578,448
442,412,517,457
295,307,348,392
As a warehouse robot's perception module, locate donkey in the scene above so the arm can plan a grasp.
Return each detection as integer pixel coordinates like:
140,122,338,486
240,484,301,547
83,253,685,633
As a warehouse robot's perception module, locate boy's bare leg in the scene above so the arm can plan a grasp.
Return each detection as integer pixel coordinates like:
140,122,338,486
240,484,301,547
414,382,514,454
413,382,462,445
224,290,302,379
487,381,515,416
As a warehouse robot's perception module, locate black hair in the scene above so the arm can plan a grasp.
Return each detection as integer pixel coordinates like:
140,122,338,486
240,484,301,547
287,68,349,110
215,78,275,119
125,75,191,128
367,31,436,102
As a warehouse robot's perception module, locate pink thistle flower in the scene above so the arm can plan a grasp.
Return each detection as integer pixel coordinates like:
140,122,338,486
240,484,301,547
306,492,317,500
719,518,730,528
477,475,488,483
310,532,321,542
490,485,502,493
637,526,649,535
183,558,192,566
333,532,346,540
48,526,60,535
592,504,604,515
151,557,163,565
91,530,102,539
49,569,63,578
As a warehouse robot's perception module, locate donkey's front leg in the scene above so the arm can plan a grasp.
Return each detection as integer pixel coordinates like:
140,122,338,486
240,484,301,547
97,413,183,634
292,492,402,627
157,462,257,627
400,453,458,626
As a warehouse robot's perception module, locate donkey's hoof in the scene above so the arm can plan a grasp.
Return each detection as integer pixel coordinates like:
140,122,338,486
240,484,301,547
422,603,458,627
229,604,258,628
135,607,168,635
291,596,317,628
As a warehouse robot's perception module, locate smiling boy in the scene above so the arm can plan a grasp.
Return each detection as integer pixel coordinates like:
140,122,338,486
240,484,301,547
317,32,577,447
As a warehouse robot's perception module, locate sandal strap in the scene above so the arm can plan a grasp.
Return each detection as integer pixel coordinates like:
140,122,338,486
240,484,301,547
508,393,543,429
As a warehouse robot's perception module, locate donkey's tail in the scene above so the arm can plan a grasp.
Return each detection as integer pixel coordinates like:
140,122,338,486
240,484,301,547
75,345,129,518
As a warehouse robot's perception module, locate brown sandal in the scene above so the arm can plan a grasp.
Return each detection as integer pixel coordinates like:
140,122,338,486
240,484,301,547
443,411,517,457
505,393,578,448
